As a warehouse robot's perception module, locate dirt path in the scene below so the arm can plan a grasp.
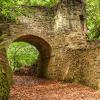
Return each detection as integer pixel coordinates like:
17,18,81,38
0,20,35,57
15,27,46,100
9,75,100,100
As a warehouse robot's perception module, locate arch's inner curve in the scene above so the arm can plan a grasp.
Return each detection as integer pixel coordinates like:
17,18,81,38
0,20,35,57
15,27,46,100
13,35,51,77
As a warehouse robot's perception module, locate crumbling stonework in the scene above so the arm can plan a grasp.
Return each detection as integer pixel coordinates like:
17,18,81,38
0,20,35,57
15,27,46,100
0,0,100,90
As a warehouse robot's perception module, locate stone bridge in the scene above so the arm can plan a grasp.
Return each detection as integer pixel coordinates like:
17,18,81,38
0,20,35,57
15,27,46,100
0,0,100,91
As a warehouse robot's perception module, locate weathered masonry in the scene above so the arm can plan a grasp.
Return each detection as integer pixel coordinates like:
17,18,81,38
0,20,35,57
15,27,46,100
0,1,100,97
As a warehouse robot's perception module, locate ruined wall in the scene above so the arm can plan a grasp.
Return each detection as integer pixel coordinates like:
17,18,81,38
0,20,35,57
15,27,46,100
1,0,100,90
54,0,87,48
80,42,100,89
56,44,100,89
0,0,86,80
0,1,86,79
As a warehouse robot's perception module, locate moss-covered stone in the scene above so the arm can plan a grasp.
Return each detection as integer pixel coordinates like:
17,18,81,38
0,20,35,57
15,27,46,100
0,51,12,100
0,68,10,100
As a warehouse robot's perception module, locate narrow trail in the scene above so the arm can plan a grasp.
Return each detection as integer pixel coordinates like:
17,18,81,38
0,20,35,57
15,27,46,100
9,74,100,100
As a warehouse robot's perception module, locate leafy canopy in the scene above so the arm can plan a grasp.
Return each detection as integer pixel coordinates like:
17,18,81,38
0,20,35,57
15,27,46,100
0,0,59,21
86,0,100,39
7,42,39,71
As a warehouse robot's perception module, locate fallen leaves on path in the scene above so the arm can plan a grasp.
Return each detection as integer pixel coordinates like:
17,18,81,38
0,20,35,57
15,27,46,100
9,75,100,100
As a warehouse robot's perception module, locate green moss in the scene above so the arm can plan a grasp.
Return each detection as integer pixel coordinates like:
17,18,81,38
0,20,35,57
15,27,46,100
0,50,13,100
28,0,60,7
0,63,10,100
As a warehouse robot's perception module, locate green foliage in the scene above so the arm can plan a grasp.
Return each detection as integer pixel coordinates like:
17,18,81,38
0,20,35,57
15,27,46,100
86,0,100,39
7,42,39,71
0,58,10,100
0,70,9,100
27,0,59,7
0,0,59,21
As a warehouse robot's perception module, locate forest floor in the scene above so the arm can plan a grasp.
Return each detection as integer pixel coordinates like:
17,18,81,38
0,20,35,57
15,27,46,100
9,74,100,100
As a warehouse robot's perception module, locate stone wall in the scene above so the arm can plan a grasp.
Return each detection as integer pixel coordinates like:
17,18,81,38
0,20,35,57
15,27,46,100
80,42,100,89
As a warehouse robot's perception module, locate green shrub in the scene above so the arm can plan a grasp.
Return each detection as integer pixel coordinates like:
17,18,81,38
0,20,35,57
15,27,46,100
86,0,100,39
0,52,10,100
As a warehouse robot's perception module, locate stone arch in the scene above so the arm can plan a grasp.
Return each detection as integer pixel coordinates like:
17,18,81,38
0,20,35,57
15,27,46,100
9,35,52,77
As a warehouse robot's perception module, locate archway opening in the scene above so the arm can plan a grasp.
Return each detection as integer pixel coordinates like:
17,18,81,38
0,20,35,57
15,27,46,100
7,41,40,76
7,35,51,78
